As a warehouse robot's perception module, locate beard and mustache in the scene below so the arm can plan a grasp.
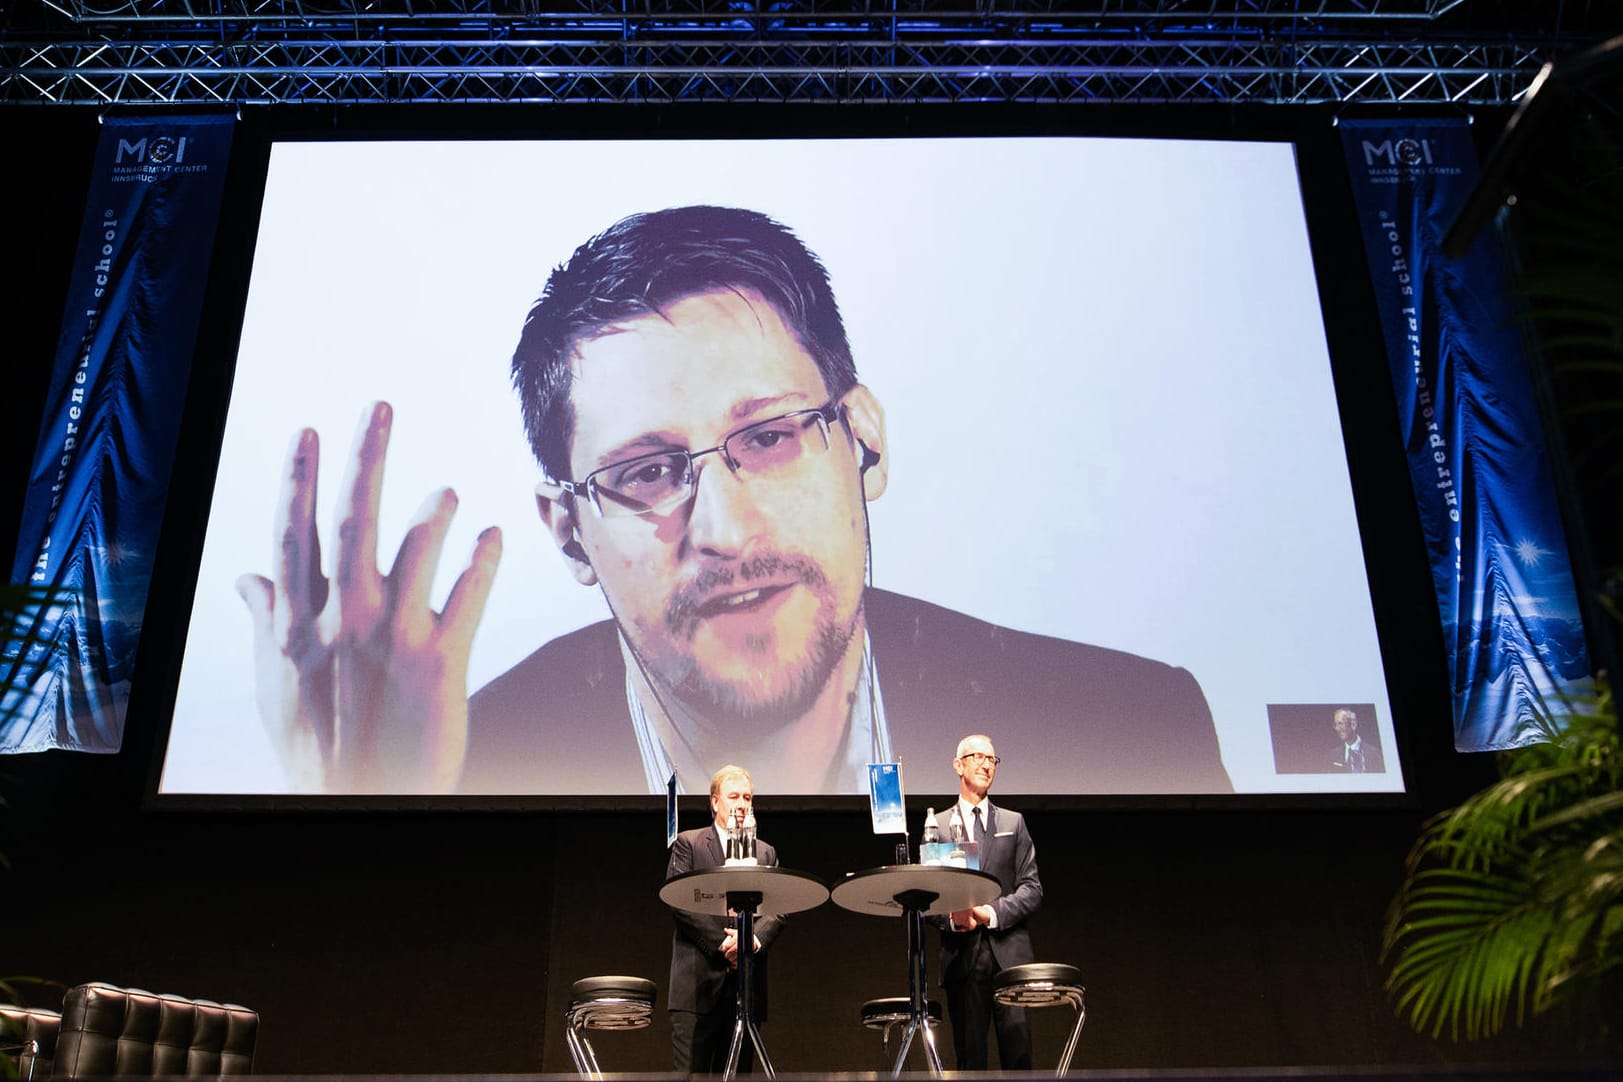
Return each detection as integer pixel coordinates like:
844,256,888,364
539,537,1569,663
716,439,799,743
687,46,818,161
632,552,861,729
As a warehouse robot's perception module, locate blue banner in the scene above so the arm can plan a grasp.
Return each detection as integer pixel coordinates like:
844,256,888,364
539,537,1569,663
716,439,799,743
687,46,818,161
3,115,234,754
1339,118,1590,751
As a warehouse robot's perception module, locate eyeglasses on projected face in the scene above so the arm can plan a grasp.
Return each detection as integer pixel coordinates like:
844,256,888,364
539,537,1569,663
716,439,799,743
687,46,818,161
557,400,846,519
959,752,1001,766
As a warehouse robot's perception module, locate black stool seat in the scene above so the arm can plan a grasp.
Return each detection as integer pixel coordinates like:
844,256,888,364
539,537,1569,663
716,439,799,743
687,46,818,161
567,976,657,1029
993,963,1084,1006
565,976,657,1079
860,997,942,1028
992,964,1087,1075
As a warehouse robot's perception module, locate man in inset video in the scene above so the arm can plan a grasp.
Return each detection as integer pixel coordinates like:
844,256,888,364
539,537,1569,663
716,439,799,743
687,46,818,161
1330,707,1383,773
239,205,1232,796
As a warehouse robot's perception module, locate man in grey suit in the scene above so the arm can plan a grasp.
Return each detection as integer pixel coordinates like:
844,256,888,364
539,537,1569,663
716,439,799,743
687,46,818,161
664,764,785,1074
932,734,1043,1070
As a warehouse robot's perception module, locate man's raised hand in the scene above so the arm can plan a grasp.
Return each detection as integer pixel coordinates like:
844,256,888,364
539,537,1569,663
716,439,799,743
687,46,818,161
236,402,502,793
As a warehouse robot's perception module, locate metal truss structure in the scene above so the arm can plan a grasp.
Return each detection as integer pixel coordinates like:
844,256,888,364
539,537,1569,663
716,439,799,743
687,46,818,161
0,1,1610,107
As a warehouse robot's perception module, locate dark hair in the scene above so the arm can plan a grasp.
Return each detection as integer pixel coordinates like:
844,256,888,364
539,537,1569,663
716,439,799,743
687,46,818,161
511,205,858,481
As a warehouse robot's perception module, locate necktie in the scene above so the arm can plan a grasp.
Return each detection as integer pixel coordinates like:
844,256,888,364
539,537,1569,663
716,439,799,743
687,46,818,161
972,805,983,844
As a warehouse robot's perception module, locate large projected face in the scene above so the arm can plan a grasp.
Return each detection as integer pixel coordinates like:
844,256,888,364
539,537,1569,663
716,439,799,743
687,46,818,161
158,136,1405,800
546,290,883,779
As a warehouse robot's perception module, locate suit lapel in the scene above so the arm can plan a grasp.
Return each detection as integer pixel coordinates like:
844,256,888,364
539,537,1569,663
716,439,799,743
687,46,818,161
703,826,724,867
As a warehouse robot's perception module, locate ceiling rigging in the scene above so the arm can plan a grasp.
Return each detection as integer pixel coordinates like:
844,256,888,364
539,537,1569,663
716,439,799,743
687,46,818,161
0,1,1610,107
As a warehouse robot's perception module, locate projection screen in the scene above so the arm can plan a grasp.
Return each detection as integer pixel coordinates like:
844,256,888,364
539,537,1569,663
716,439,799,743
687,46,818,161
156,135,1405,799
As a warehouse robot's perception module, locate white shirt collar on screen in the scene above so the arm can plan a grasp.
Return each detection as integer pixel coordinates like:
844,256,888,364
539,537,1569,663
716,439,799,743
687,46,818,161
623,630,890,796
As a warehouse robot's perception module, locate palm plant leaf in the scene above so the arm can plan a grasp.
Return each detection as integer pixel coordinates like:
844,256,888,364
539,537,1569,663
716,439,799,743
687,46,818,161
1384,688,1623,1040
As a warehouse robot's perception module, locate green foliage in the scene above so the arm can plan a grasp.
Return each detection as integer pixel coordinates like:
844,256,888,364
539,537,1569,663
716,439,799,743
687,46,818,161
1382,689,1623,1040
1382,80,1623,1045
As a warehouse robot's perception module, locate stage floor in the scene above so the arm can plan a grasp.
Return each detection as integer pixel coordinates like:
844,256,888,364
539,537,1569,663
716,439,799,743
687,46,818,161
230,1068,1621,1082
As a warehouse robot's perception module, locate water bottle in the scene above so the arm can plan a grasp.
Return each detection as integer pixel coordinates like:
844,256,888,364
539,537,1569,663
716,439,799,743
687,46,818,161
920,808,940,863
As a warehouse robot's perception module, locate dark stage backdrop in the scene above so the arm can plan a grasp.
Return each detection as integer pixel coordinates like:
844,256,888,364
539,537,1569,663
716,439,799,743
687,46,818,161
5,745,1605,1075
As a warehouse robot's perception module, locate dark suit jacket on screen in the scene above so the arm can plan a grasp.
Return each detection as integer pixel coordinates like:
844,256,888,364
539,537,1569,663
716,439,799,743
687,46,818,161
930,802,1041,976
664,826,784,1019
1332,738,1384,773
465,588,1233,794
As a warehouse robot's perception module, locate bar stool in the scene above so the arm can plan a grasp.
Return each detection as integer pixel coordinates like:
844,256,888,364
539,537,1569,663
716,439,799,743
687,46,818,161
563,975,657,1079
859,996,942,1071
991,963,1086,1075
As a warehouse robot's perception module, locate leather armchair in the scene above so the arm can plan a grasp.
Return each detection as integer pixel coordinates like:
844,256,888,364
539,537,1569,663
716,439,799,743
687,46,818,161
0,1004,61,1080
52,982,257,1078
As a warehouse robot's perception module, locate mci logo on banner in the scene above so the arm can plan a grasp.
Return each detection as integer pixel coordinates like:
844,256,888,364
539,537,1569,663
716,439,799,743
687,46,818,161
1356,135,1461,184
1361,138,1435,167
109,130,214,183
115,135,189,165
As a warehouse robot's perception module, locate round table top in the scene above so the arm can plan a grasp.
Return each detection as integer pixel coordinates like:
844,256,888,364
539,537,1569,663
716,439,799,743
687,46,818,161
659,865,829,916
830,864,1001,918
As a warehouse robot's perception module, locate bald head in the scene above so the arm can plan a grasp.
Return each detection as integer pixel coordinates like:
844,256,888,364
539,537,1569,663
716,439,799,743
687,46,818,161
953,733,999,801
1333,709,1358,745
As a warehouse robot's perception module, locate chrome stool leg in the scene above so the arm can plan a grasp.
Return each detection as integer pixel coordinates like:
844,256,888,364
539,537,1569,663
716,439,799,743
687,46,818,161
564,1021,603,1080
1054,986,1087,1075
861,996,942,1076
916,1011,944,1076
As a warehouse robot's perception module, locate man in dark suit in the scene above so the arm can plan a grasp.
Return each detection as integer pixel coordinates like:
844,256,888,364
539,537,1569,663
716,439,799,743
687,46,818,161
1330,707,1384,773
665,764,785,1075
243,205,1231,798
931,733,1042,1071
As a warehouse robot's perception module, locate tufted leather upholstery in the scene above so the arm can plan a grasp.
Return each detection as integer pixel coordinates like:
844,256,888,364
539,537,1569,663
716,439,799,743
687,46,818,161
1,1004,61,1080
53,982,257,1078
